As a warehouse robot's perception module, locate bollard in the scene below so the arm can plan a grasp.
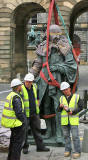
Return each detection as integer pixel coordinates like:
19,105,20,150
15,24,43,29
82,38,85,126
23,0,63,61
82,129,88,153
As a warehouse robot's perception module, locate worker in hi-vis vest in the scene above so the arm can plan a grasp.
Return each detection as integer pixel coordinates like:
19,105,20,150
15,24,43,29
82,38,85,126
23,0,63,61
57,82,83,159
21,73,50,154
1,78,27,160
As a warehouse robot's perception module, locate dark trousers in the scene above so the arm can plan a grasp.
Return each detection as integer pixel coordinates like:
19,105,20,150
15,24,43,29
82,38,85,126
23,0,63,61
7,124,26,160
23,114,45,150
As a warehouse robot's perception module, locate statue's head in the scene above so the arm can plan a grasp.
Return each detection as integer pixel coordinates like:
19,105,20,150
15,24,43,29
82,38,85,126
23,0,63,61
49,24,71,56
50,24,62,33
49,24,62,41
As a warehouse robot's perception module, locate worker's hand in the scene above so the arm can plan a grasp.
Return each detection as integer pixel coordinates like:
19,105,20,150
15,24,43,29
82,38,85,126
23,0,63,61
60,104,64,108
68,111,73,115
64,106,69,111
64,106,71,113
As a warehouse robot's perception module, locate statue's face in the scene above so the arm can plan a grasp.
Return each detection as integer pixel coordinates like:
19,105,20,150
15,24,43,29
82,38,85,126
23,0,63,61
25,81,33,89
62,88,71,97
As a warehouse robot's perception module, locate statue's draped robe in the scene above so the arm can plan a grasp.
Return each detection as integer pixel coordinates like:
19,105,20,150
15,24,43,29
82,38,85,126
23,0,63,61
36,43,77,114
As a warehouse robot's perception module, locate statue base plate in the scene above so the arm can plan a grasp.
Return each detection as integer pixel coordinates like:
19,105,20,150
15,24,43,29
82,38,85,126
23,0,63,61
28,135,65,147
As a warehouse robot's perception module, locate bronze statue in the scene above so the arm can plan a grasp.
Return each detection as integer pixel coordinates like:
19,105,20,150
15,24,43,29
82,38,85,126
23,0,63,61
27,26,43,46
27,25,36,46
30,24,77,144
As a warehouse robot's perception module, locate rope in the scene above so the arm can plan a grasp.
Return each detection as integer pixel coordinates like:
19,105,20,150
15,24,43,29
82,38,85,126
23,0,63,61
56,4,72,46
55,3,79,93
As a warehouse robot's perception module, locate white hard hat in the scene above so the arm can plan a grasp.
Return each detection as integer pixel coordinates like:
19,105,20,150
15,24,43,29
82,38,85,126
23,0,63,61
11,78,22,88
60,82,70,91
24,73,34,81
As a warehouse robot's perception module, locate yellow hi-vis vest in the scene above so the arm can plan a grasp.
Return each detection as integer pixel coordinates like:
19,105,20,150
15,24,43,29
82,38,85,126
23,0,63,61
21,84,39,117
1,91,24,128
60,94,79,125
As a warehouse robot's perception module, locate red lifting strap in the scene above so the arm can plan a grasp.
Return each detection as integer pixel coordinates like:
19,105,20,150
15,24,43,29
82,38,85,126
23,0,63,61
72,48,79,93
40,0,60,88
40,0,78,93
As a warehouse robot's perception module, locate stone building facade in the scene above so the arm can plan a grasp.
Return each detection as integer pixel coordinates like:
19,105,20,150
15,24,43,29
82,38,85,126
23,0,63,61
0,0,88,82
74,11,88,63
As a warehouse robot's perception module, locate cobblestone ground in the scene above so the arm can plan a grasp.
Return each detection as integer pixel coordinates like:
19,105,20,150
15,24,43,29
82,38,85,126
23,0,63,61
0,146,88,160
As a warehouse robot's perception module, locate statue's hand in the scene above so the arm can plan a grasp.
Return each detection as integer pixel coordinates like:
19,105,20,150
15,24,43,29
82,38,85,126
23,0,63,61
50,66,57,72
50,65,65,74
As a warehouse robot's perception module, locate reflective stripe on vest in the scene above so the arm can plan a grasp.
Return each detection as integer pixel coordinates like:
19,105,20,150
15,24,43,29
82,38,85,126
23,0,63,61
60,94,79,125
2,114,16,119
21,85,29,117
21,84,39,117
1,92,24,128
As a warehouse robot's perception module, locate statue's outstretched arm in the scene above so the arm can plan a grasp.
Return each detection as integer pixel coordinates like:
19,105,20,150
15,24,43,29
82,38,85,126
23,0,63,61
29,56,42,78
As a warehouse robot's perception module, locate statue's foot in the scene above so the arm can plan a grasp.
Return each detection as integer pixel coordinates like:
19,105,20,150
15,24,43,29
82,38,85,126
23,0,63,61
55,137,65,145
42,133,52,139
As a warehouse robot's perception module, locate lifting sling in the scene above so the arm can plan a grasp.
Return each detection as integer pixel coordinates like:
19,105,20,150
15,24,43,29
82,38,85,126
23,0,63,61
40,0,79,118
40,0,79,93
